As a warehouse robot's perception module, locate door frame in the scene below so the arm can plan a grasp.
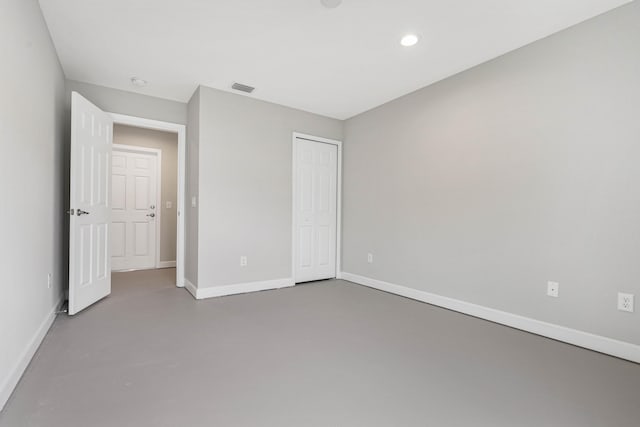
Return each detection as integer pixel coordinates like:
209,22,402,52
110,113,186,287
291,132,343,283
112,144,162,271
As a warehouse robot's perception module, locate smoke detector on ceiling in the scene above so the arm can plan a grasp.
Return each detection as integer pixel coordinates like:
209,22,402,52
321,0,342,9
232,82,255,93
130,77,148,87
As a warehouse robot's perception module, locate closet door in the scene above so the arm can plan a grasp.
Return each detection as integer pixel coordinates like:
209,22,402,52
294,138,338,283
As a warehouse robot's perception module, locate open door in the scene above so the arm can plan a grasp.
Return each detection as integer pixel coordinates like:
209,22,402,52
68,92,113,315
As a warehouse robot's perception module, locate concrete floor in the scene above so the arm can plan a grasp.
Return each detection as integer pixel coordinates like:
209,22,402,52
1,268,639,426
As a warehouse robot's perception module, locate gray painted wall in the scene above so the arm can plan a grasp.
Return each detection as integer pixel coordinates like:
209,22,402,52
343,2,640,345
113,125,179,263
66,80,188,125
196,86,343,288
0,0,66,408
185,88,200,286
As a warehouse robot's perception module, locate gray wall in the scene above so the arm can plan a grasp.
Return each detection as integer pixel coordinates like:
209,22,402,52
113,125,179,263
0,0,66,408
185,88,200,286
66,80,188,125
196,86,343,288
343,1,640,345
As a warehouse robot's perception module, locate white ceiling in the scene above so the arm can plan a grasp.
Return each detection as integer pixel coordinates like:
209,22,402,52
39,0,631,119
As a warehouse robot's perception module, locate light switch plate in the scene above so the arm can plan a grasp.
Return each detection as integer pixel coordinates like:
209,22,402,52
191,196,197,208
166,201,172,209
547,281,559,298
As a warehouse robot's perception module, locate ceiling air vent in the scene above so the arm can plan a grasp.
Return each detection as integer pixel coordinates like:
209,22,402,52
232,82,255,93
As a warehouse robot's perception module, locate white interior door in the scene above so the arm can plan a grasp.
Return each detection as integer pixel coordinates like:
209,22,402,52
294,138,338,283
111,148,158,271
68,92,113,315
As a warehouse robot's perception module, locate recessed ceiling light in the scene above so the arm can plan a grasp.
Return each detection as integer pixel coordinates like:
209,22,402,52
400,34,419,47
130,77,148,87
321,0,342,9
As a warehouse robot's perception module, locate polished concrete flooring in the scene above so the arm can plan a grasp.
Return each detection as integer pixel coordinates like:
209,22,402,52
1,268,639,426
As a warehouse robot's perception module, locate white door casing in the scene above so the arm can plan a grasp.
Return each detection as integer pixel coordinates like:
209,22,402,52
110,113,186,287
293,136,339,283
111,147,160,271
68,92,113,315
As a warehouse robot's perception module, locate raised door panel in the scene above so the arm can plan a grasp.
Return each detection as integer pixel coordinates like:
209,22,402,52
317,225,330,267
299,226,313,269
94,151,109,207
95,223,108,280
134,176,150,210
134,221,150,256
80,146,92,205
112,175,126,210
111,222,126,258
78,224,92,287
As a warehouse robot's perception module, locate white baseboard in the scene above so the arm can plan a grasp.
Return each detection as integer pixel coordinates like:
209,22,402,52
192,278,295,300
158,261,176,269
0,299,62,411
184,278,198,299
341,272,640,364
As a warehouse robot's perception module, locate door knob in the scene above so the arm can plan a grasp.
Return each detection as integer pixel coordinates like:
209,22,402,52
147,213,156,218
77,209,89,216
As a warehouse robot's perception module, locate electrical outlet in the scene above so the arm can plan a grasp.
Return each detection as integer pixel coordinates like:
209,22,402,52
547,281,559,298
240,256,247,267
618,293,634,313
367,253,373,264
47,273,52,289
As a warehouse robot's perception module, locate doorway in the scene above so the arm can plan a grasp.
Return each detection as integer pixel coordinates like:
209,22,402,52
292,132,343,283
68,93,186,315
110,114,186,287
